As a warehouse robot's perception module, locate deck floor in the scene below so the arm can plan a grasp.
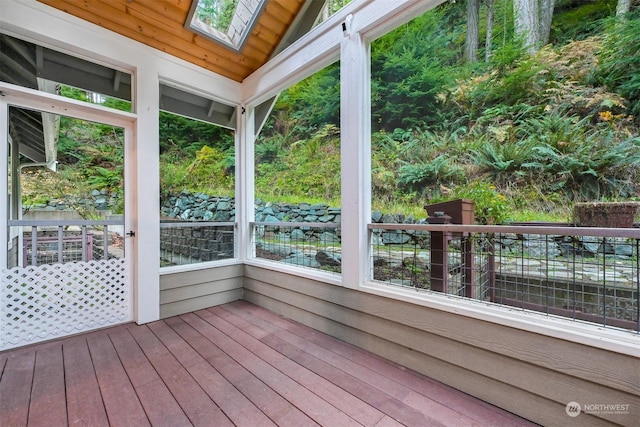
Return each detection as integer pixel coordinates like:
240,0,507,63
1,300,537,426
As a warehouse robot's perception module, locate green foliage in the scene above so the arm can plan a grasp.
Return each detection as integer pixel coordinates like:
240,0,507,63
156,111,236,196
183,145,234,191
195,0,237,31
256,125,341,201
551,0,617,45
101,96,132,112
28,1,640,226
86,166,124,213
450,182,510,225
397,155,465,192
521,131,640,200
159,111,234,154
593,12,640,120
59,85,131,112
253,0,639,222
468,54,544,112
469,138,533,184
255,133,287,163
371,4,463,131
372,53,454,130
268,64,340,140
59,85,87,101
56,135,82,164
159,162,188,196
86,166,122,190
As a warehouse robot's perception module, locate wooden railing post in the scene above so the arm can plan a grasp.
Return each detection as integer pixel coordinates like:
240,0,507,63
428,213,451,293
462,234,475,298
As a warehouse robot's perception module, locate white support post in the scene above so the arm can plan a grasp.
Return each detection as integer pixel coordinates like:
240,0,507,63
11,133,21,267
0,100,8,269
132,66,160,323
237,104,256,262
340,16,371,289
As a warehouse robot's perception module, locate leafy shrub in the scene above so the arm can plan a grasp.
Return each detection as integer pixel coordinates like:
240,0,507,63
397,155,465,193
273,64,340,139
159,111,234,154
469,139,534,183
451,181,510,224
372,57,453,130
522,132,640,200
86,166,122,190
550,0,617,45
256,134,288,163
183,145,234,192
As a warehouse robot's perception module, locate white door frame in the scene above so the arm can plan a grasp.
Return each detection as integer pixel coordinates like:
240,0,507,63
0,81,138,324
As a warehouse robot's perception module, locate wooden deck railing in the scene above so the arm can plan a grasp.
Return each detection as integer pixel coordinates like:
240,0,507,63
369,223,640,333
7,219,123,267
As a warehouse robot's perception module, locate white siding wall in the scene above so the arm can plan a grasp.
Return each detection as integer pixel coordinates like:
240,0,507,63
160,265,244,318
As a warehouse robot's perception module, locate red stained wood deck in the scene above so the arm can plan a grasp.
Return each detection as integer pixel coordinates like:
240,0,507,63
1,300,537,426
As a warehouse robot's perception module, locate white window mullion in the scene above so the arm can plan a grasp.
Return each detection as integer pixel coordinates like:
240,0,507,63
340,18,371,289
237,104,256,262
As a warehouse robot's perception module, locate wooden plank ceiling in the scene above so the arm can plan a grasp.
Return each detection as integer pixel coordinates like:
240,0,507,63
37,0,307,82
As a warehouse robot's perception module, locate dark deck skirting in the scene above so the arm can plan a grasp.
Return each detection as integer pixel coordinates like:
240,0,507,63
0,300,537,426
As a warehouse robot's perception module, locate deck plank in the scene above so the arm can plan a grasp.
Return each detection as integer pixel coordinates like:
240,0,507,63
28,344,67,426
63,337,110,427
106,326,163,387
221,303,447,426
86,331,150,427
0,350,35,427
107,326,192,426
239,300,537,426
262,329,446,426
242,304,515,425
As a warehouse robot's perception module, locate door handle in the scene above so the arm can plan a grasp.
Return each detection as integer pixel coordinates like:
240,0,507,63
126,230,135,237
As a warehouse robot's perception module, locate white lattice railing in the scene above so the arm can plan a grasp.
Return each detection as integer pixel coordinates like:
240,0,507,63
2,218,130,349
1,258,131,350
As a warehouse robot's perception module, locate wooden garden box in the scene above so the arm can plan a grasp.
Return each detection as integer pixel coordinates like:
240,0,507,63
573,202,640,228
425,199,475,225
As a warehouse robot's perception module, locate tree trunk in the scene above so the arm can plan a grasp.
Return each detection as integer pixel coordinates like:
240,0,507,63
539,0,555,45
465,0,481,62
514,0,540,54
485,0,495,61
617,0,631,16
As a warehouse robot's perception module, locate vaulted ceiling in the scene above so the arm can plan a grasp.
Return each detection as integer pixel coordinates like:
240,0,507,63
37,0,325,82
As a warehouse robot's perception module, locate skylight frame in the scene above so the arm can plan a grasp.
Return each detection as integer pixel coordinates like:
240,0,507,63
185,0,268,53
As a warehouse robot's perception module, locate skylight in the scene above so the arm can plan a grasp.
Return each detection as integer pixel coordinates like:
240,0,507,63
186,0,266,52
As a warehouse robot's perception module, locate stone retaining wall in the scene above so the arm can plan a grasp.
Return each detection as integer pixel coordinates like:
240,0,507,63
160,224,234,265
24,189,121,212
160,191,426,246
